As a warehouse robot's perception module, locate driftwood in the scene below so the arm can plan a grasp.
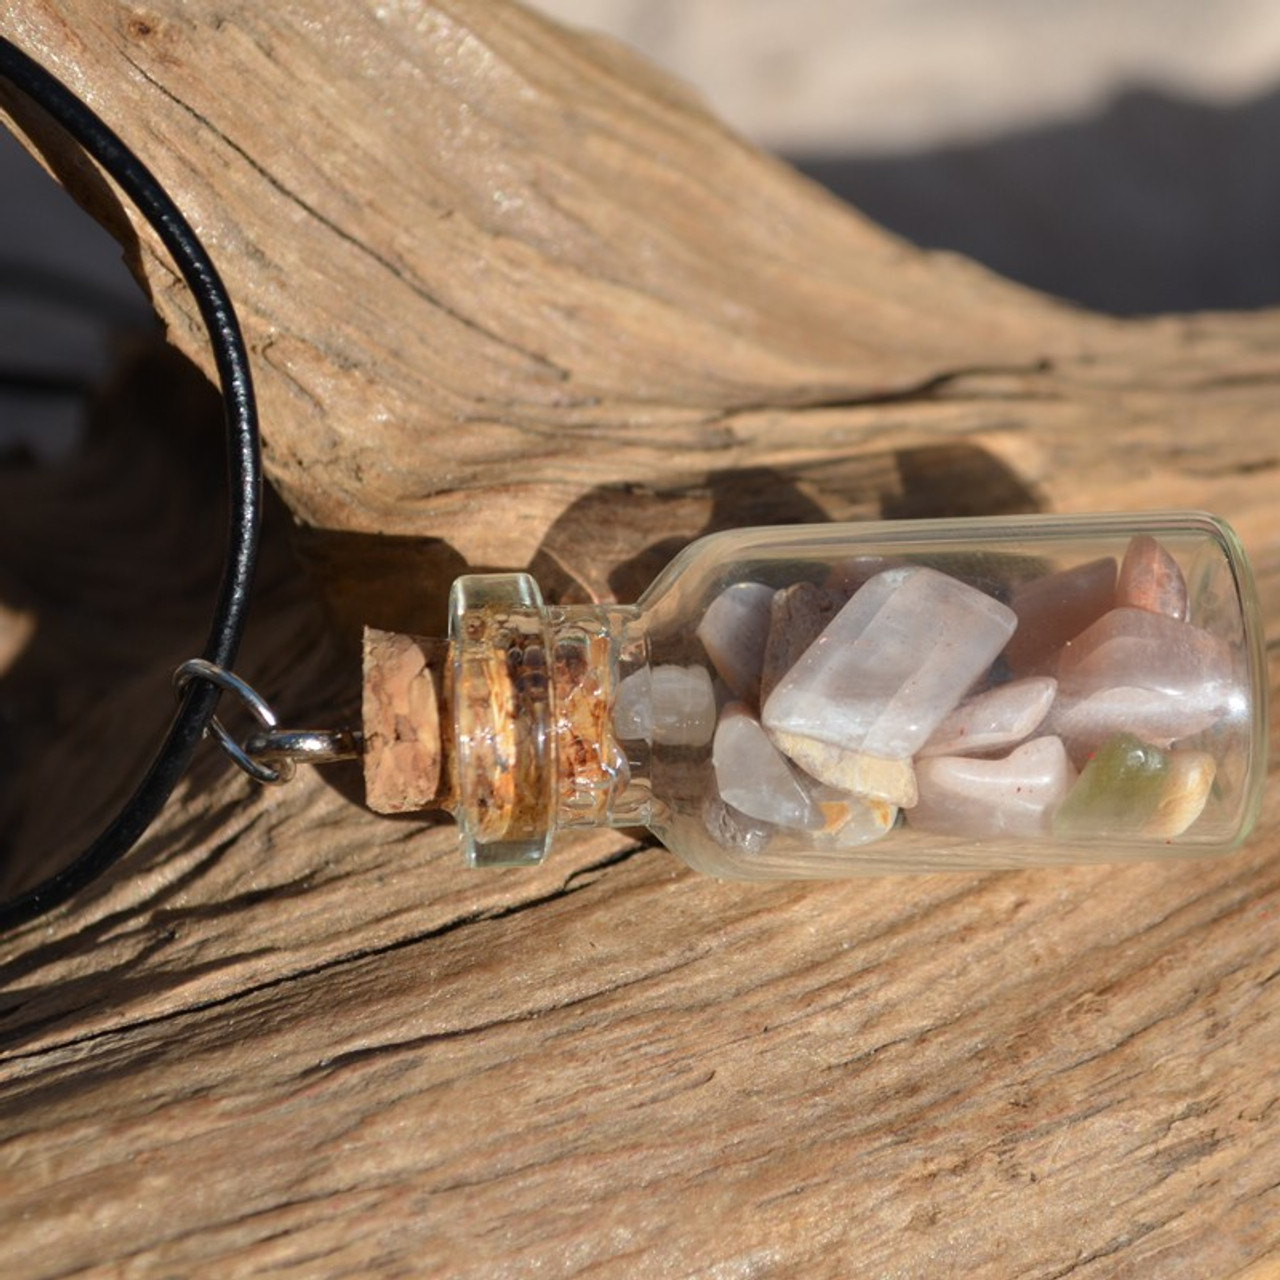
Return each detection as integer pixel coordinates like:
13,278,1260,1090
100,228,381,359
1,2,1278,1275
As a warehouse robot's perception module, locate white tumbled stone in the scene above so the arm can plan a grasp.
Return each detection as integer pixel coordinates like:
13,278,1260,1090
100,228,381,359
763,566,1017,761
702,794,774,856
696,582,775,704
920,677,1057,757
910,736,1076,839
614,664,716,747
712,704,818,829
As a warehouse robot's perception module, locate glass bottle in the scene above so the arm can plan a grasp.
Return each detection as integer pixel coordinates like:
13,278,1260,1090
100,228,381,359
386,511,1267,879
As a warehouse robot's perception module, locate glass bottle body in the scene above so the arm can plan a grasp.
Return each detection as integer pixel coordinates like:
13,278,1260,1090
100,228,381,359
449,512,1266,879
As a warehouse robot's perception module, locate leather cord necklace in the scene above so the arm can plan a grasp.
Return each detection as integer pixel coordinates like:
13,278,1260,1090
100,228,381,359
0,35,263,929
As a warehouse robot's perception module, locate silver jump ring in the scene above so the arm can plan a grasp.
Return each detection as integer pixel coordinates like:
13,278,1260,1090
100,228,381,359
243,728,363,768
173,659,293,785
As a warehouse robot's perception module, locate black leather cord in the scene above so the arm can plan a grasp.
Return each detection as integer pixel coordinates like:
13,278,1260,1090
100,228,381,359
0,37,262,929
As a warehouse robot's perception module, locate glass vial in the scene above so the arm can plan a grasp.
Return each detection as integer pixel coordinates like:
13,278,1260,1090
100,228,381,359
435,512,1266,878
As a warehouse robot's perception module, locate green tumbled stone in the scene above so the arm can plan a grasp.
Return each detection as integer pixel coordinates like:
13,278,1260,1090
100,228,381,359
1051,733,1170,838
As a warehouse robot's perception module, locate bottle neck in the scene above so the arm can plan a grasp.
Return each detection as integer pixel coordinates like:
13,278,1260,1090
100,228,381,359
448,573,647,868
546,604,650,835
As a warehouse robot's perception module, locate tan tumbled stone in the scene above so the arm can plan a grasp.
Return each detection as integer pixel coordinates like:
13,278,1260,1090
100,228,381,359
770,729,918,807
1143,750,1216,838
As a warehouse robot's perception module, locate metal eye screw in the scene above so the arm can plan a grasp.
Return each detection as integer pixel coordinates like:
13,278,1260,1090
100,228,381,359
174,660,362,786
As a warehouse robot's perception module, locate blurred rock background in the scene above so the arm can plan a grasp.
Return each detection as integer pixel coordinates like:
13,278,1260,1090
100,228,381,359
534,0,1280,315
5,1,1280,458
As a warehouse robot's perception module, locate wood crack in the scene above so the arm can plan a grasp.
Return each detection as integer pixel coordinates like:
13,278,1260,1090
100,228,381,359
700,358,1058,422
1044,1221,1163,1279
303,948,705,1081
0,840,652,1066
116,51,572,380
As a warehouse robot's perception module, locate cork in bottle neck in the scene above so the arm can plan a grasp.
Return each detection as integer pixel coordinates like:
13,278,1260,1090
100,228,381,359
361,574,646,868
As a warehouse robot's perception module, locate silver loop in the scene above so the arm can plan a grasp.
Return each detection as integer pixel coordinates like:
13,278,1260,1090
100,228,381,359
173,659,292,785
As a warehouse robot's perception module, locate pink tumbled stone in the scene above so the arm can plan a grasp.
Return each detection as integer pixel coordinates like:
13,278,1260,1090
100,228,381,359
1051,606,1240,759
1004,557,1116,677
910,736,1076,839
920,676,1057,757
1056,607,1231,697
1047,686,1226,762
1117,535,1188,621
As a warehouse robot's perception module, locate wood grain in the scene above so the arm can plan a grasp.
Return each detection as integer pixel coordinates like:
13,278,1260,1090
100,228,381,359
1,3,1278,1277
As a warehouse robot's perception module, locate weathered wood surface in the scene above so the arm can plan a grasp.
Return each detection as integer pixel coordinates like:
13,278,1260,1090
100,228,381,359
1,2,1279,1276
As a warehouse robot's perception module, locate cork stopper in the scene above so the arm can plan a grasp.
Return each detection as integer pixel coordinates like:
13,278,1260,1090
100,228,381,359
361,627,452,814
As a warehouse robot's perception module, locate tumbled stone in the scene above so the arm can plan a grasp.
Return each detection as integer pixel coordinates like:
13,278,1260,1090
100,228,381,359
1003,557,1116,676
910,737,1076,839
712,704,818,828
613,664,716,747
1051,733,1169,838
1144,750,1216,838
769,730,918,807
763,565,1017,763
1117,535,1188,621
809,786,899,847
696,582,775,703
920,677,1057,757
1056,606,1225,687
702,794,774,856
1047,684,1228,763
1052,734,1215,840
824,555,901,595
759,581,844,703
1056,607,1235,709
